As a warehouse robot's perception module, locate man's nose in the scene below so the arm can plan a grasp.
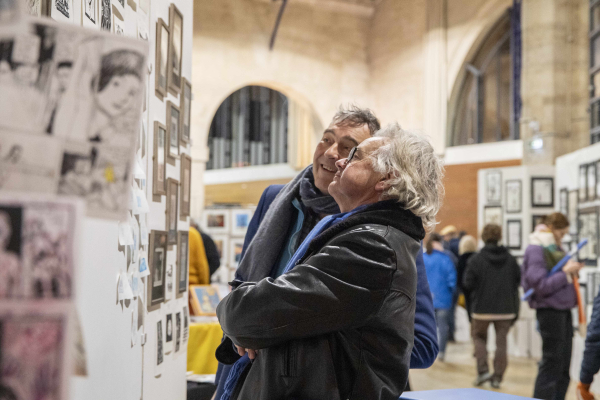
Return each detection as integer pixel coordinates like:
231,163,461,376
335,158,347,170
324,142,340,159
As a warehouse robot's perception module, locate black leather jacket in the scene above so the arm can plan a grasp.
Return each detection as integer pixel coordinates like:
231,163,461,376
216,201,425,400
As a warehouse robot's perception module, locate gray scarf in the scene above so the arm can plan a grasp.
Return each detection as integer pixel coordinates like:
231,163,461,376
235,165,339,281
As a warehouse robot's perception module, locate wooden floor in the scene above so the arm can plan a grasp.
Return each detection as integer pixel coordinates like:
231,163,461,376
409,342,577,400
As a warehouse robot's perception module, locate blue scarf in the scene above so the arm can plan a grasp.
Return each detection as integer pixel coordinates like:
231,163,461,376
220,204,369,400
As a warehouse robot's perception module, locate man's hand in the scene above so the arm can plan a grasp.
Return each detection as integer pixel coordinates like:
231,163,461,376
235,345,258,360
577,382,595,400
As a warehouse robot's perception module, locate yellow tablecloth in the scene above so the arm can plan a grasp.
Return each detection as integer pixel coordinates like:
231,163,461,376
187,321,223,375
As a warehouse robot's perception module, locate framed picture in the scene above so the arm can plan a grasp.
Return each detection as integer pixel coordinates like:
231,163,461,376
580,164,588,202
531,177,554,208
485,171,502,204
166,178,179,245
147,230,168,311
180,78,192,144
189,285,222,316
100,0,110,30
84,0,96,23
156,319,163,373
165,313,173,354
155,18,169,100
532,215,547,232
152,122,167,196
179,154,191,220
505,180,522,214
578,207,599,266
588,162,598,201
569,190,579,235
597,160,600,199
506,220,522,250
202,209,230,234
211,234,229,270
231,209,253,236
177,231,188,298
483,205,502,227
166,101,180,161
230,237,245,268
167,3,184,96
559,188,569,216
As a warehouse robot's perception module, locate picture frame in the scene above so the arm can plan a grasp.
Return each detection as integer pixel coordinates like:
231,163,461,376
99,0,110,30
179,154,191,220
506,219,522,250
578,207,599,266
569,190,579,235
532,215,546,232
211,234,229,277
230,209,253,237
176,231,189,298
167,3,184,96
189,285,222,316
202,209,230,234
166,178,179,245
230,237,245,268
155,18,170,100
147,230,168,312
531,177,554,208
483,205,503,227
83,0,96,23
180,78,192,144
485,170,502,204
588,162,598,201
580,164,588,203
166,101,180,161
559,188,569,217
152,122,167,196
505,180,522,214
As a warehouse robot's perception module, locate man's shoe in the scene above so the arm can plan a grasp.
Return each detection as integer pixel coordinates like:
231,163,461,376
490,377,501,389
473,372,493,387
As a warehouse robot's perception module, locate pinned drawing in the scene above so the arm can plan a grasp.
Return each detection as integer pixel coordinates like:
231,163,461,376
84,0,96,23
100,0,111,31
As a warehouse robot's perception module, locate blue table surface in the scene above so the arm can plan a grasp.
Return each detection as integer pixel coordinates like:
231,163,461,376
400,388,533,400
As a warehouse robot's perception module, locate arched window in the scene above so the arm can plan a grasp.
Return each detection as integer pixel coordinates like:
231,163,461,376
207,86,288,170
450,10,520,146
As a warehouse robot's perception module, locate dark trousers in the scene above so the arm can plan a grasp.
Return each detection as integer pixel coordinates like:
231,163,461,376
471,319,512,380
533,309,573,400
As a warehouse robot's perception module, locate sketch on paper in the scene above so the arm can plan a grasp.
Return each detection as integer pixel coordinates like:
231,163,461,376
175,312,181,352
0,198,76,300
54,0,71,19
84,0,96,23
113,14,125,36
0,314,67,400
153,122,167,195
183,306,189,342
178,231,188,295
100,0,111,31
165,313,173,353
26,0,42,16
156,319,163,367
0,19,147,221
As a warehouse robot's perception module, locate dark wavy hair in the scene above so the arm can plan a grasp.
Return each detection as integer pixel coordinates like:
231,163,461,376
98,50,144,92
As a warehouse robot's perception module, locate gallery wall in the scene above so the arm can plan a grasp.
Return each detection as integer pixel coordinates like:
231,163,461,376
32,0,195,399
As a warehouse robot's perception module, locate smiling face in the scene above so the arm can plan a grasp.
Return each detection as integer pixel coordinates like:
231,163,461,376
312,122,371,195
95,74,141,118
328,137,389,212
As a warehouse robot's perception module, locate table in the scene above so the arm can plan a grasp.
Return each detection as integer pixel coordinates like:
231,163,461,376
400,389,533,400
187,321,223,375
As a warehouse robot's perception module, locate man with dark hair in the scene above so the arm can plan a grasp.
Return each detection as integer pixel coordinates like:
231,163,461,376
463,223,520,388
213,106,439,399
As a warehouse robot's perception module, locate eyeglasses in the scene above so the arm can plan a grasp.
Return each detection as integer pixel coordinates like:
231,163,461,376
346,146,358,164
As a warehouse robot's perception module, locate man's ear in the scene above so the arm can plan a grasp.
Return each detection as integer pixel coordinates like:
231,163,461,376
375,173,393,193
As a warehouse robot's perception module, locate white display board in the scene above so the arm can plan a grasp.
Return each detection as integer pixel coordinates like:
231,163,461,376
65,0,194,398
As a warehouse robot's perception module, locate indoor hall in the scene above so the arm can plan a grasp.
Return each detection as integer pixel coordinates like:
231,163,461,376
0,0,599,400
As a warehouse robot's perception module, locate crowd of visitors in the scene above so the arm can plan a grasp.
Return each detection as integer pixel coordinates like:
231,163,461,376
424,212,596,400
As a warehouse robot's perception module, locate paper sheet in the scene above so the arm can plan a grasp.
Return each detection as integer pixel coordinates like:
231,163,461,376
130,213,140,262
118,220,134,246
136,187,149,214
133,154,146,180
140,216,149,245
139,251,150,278
118,271,133,301
155,319,164,377
164,313,173,354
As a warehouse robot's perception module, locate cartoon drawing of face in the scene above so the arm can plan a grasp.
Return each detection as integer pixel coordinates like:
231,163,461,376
95,74,141,118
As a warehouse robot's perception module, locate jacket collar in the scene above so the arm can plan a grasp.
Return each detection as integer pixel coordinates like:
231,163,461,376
301,199,425,261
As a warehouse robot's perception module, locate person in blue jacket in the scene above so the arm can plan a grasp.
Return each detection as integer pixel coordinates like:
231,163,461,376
423,232,457,362
213,105,439,400
577,288,600,400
